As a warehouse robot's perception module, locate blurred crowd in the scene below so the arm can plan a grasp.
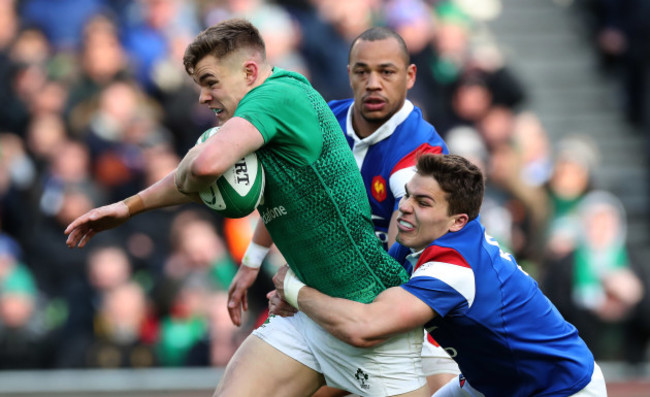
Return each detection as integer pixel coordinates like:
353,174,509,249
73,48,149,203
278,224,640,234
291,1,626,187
572,0,650,130
0,0,648,371
562,0,650,369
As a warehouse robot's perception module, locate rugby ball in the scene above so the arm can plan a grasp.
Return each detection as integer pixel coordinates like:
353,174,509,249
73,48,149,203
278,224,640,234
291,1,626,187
195,127,265,218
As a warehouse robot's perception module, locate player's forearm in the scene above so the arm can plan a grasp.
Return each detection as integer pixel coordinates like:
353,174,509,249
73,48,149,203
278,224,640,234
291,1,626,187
241,220,273,269
297,288,388,348
252,219,274,247
279,268,388,347
137,171,197,211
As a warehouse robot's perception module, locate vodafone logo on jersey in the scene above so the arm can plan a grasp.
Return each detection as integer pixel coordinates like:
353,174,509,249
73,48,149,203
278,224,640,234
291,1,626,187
371,175,387,202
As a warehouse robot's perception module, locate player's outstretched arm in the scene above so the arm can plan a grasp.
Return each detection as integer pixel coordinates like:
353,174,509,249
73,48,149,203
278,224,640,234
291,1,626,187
65,170,195,248
273,265,435,348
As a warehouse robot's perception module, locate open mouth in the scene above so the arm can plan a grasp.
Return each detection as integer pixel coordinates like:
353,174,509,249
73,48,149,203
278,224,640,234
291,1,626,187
397,219,415,231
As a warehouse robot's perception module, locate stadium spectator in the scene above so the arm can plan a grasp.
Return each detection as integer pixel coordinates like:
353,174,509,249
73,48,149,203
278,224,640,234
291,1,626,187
83,281,157,368
543,190,644,360
0,233,56,369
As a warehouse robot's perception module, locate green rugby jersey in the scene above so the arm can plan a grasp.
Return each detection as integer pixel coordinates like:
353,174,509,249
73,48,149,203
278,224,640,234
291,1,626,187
235,68,408,303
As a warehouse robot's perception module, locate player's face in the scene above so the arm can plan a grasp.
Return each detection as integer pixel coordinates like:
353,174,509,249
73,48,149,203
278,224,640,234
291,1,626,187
348,37,415,130
194,54,249,125
396,174,457,251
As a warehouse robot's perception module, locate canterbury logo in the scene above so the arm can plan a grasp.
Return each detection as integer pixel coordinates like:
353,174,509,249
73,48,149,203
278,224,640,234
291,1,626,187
204,186,218,205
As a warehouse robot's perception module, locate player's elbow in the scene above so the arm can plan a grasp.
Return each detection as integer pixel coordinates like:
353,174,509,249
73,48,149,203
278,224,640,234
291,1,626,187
190,155,222,181
190,158,211,178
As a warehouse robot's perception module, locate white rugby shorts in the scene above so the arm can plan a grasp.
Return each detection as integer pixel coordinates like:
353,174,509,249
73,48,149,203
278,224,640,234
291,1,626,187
253,312,426,397
421,330,461,376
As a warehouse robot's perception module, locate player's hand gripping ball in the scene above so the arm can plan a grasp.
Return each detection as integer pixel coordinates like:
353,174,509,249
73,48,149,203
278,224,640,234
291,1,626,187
195,127,265,218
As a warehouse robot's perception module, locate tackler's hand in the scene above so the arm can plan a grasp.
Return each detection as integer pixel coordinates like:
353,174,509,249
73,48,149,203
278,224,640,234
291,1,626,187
267,289,298,317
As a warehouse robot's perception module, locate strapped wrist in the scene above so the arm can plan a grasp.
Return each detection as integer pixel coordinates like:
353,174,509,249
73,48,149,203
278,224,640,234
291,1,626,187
123,194,144,217
241,242,270,269
283,268,305,310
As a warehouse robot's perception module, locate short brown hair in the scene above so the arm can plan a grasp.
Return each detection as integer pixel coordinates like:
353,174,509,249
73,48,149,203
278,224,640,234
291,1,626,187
183,18,266,75
416,154,484,220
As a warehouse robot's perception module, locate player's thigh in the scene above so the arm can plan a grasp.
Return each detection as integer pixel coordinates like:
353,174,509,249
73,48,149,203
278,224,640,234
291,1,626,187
316,386,430,397
312,386,353,397
213,334,324,397
310,384,430,397
312,386,431,397
421,331,461,394
426,373,459,395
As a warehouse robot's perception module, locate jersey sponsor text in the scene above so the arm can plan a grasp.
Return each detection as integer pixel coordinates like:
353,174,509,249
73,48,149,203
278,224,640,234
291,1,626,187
261,205,288,224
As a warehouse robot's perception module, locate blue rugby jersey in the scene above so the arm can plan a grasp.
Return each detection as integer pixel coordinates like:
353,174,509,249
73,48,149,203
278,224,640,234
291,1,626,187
391,217,595,397
329,99,448,249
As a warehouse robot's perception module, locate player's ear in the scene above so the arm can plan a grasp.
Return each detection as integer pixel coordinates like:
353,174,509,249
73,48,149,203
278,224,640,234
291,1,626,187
347,64,353,87
243,61,259,84
406,64,416,89
449,213,469,232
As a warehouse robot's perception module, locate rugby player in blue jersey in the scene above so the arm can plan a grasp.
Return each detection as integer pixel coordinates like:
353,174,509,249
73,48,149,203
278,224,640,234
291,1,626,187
273,154,607,397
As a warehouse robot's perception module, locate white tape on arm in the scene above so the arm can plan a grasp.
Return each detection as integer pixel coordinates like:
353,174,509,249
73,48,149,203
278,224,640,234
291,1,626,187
241,242,271,269
283,268,306,310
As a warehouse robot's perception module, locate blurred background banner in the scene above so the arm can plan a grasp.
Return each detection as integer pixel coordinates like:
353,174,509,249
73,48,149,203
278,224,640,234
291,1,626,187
0,0,649,395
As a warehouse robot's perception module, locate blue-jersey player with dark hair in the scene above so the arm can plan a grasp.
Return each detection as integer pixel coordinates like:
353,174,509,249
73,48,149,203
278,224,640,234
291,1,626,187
274,154,607,397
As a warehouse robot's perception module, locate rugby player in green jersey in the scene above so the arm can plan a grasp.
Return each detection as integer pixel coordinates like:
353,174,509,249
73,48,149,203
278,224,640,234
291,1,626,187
254,27,460,397
65,18,429,397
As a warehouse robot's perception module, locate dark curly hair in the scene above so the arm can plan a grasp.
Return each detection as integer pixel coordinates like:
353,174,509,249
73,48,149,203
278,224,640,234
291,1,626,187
416,154,485,220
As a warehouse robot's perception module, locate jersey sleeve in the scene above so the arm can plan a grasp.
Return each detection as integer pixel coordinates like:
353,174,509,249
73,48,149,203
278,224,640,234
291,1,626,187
401,245,476,317
235,76,322,165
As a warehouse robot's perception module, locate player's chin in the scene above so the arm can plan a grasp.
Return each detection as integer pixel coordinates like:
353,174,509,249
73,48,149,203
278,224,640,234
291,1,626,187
361,110,389,123
395,231,418,249
395,232,407,246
